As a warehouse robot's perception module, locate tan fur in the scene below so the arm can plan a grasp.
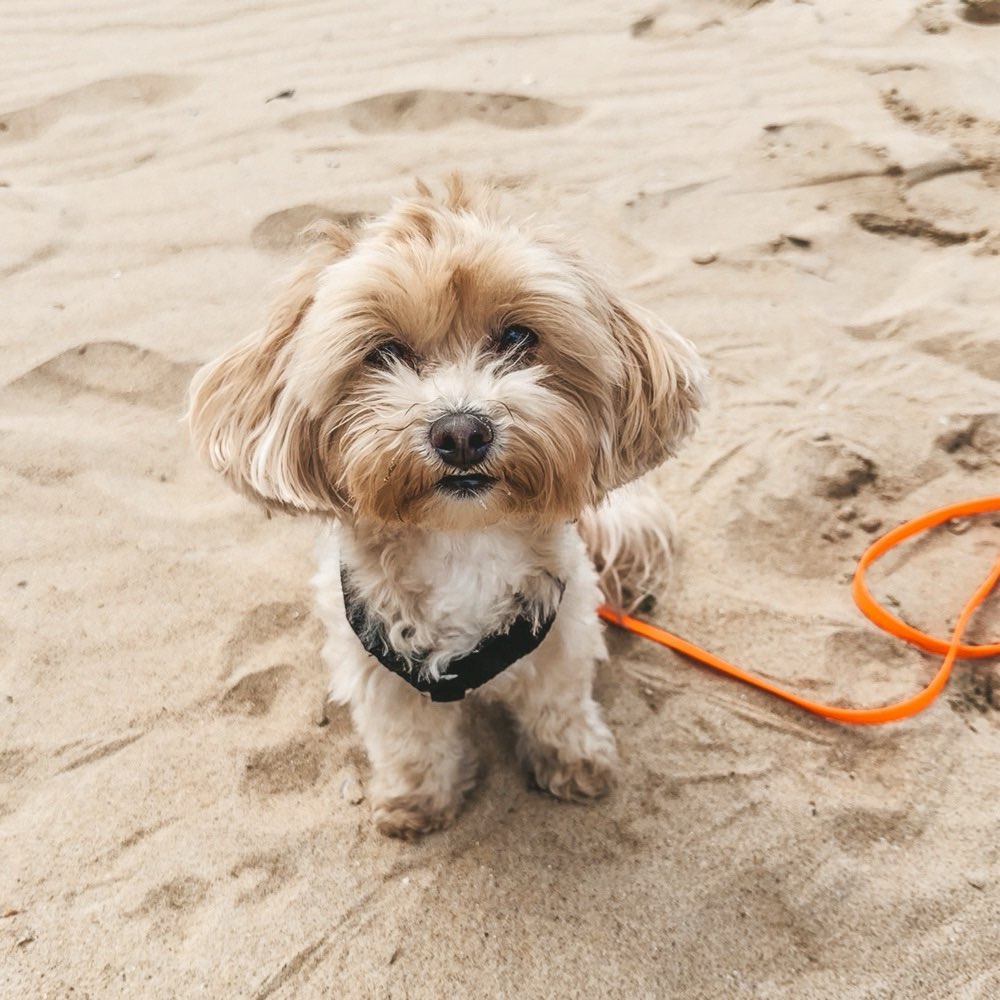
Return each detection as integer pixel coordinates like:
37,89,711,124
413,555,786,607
576,480,676,612
188,180,705,524
188,229,356,513
189,179,707,836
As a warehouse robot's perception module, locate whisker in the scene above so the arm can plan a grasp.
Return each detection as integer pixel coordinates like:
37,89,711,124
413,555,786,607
481,399,516,423
381,415,426,434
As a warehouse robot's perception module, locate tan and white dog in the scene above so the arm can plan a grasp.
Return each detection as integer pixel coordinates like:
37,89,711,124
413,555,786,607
189,178,706,837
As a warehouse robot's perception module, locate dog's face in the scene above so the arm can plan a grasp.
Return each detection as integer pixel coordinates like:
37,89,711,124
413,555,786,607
190,180,706,528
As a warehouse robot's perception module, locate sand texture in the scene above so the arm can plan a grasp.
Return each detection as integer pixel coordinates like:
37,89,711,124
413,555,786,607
3,1,1000,997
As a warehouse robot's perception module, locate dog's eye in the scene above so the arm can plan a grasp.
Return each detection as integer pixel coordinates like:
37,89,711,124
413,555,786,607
364,340,414,369
496,324,538,356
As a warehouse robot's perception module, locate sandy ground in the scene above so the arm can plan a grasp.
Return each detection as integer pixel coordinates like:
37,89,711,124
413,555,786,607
3,1,1000,997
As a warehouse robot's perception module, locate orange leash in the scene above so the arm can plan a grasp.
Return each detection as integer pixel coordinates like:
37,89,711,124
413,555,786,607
598,495,1000,725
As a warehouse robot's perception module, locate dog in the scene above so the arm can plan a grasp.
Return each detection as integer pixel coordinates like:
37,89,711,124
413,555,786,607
189,177,706,837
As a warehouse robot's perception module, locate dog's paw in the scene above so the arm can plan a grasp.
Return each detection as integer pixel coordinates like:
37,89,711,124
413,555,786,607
529,746,617,803
372,794,461,839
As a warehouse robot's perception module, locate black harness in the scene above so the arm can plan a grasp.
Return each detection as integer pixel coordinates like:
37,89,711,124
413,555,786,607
340,565,564,702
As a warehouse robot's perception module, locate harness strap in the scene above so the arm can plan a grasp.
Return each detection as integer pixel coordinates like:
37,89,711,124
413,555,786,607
341,565,565,702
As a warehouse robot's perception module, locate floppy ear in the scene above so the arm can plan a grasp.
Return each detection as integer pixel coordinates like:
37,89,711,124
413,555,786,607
595,294,707,493
187,224,354,514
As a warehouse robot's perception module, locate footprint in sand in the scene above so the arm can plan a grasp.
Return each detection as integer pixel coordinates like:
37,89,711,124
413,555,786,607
756,120,897,188
230,850,297,904
0,341,196,489
2,341,195,412
132,875,210,936
725,432,882,577
250,204,369,254
219,664,295,717
960,0,1000,25
831,804,924,848
220,600,314,679
284,89,581,135
949,664,1000,714
0,74,195,143
819,626,925,709
824,626,911,669
242,735,326,796
918,335,1000,383
936,413,1000,469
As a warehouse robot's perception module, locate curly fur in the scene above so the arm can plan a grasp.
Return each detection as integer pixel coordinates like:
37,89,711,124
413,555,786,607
189,178,706,837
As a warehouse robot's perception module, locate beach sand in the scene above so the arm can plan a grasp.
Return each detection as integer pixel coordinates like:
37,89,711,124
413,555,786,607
3,1,999,996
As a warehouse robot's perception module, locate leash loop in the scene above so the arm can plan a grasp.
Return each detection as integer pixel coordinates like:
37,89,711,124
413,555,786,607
599,495,1000,725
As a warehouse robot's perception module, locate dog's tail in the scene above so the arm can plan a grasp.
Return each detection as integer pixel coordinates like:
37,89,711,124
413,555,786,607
576,479,675,613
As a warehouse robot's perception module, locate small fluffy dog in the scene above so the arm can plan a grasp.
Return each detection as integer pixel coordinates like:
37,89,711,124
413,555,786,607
189,178,706,837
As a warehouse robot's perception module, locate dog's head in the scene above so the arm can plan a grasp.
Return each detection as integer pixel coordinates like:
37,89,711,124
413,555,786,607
189,179,706,528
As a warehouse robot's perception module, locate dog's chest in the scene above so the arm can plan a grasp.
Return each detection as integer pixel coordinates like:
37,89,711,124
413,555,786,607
394,530,543,633
338,523,569,649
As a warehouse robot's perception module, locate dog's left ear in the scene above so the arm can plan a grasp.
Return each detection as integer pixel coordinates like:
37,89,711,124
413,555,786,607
593,291,708,493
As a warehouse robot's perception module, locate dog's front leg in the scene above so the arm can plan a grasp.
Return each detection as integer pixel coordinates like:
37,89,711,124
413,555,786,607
348,667,477,838
499,641,618,803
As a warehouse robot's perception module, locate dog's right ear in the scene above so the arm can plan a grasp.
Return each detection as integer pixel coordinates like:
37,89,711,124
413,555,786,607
187,223,354,514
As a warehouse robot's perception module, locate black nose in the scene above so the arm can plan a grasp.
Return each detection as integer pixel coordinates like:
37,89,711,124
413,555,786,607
429,413,494,469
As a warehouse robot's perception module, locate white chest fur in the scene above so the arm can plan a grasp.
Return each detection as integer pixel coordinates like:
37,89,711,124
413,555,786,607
328,520,576,679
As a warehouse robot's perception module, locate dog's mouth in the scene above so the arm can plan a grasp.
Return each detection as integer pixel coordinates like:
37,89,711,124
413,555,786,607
436,474,496,497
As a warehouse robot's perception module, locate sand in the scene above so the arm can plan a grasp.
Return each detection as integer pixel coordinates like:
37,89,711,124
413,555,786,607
3,1,1000,996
